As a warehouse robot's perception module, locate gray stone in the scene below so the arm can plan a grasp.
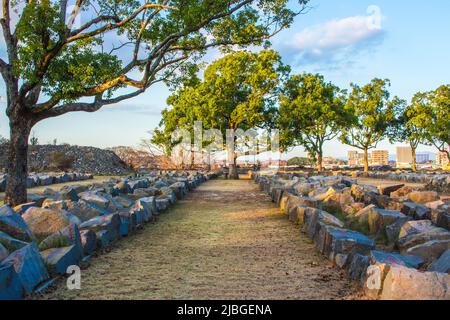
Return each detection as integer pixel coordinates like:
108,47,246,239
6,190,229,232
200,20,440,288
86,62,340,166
0,242,9,262
380,266,450,300
22,207,73,241
407,191,439,204
401,202,431,220
0,205,35,242
1,243,49,294
370,250,424,269
398,220,450,249
315,225,375,264
40,245,82,276
406,240,450,264
367,208,409,238
303,208,344,239
347,253,370,283
78,191,110,209
79,229,96,256
378,184,404,196
428,249,450,274
79,214,120,244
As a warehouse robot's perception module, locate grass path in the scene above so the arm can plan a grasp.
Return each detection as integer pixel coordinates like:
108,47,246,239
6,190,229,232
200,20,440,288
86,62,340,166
41,178,357,300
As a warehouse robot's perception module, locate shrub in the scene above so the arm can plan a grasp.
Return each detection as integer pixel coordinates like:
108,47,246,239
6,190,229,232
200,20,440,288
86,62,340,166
50,152,74,171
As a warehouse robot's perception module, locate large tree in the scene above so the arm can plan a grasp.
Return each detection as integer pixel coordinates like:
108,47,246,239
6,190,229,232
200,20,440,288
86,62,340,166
0,0,308,205
277,73,349,172
155,49,288,179
340,78,399,173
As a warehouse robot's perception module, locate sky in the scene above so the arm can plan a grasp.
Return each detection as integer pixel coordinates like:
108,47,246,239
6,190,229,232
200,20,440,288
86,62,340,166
1,0,449,159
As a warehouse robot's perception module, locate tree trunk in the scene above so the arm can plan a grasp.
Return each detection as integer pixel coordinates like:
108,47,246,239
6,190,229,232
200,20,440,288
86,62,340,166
317,152,323,173
226,136,239,180
411,145,417,172
5,118,32,207
190,144,195,169
229,154,239,180
363,147,369,174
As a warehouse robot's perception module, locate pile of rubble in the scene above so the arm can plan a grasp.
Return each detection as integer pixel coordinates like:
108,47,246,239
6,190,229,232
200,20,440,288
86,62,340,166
345,171,450,194
255,173,450,300
0,145,132,175
0,170,219,300
0,172,93,192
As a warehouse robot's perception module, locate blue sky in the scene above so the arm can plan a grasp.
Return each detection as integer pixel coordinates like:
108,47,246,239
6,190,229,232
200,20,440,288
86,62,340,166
1,0,449,158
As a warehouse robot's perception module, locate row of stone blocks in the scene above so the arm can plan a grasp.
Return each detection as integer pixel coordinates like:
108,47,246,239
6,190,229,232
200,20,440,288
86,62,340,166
0,172,93,192
255,173,450,300
0,170,219,300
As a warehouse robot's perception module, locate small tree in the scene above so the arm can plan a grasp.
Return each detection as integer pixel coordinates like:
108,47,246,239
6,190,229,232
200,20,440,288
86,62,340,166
30,131,39,146
0,135,8,145
423,85,450,161
340,79,399,173
277,73,349,172
390,94,427,172
50,151,74,171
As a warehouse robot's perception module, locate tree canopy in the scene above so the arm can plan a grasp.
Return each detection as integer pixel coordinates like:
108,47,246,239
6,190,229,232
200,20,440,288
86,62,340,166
0,0,308,205
277,73,349,172
154,49,288,177
421,85,450,160
340,78,400,172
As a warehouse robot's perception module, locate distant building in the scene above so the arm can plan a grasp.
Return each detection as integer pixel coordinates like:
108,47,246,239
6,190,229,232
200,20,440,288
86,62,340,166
348,151,363,166
437,151,450,168
396,146,413,168
370,150,389,166
415,153,430,164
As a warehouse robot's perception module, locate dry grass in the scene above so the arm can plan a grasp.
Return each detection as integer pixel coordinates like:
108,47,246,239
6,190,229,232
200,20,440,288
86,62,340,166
39,178,358,300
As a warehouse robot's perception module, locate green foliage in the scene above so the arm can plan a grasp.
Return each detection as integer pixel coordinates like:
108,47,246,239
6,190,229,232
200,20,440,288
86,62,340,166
14,1,67,80
8,0,305,105
390,94,425,147
340,78,399,151
391,85,449,161
30,131,39,146
422,85,450,155
287,157,313,167
154,50,288,152
277,73,349,169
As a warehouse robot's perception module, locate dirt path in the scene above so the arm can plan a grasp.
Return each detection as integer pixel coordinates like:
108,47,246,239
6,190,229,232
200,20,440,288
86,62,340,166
41,178,357,300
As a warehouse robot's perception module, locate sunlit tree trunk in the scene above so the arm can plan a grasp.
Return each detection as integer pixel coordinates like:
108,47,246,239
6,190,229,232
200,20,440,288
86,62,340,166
317,152,323,173
363,147,369,174
411,144,417,172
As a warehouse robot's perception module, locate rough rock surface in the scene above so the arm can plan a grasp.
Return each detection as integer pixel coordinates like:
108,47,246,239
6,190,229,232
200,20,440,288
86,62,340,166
0,144,131,175
380,266,450,300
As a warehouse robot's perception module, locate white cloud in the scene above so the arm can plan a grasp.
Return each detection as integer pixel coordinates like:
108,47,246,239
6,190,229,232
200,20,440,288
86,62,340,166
280,8,385,68
291,15,381,52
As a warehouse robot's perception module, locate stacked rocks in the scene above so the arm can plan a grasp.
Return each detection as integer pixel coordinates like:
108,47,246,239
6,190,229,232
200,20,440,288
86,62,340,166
0,172,93,192
0,170,219,300
344,170,450,194
255,173,450,300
